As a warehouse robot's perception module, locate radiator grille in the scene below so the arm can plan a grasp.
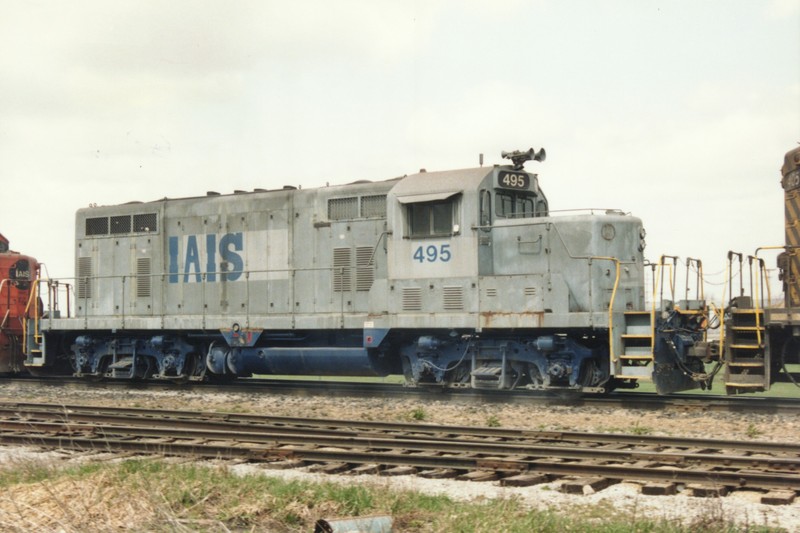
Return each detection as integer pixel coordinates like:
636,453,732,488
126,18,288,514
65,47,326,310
85,217,108,236
110,215,131,234
85,213,158,237
136,257,151,298
328,197,358,220
76,256,93,299
133,213,158,232
360,195,387,218
402,287,422,311
443,285,464,311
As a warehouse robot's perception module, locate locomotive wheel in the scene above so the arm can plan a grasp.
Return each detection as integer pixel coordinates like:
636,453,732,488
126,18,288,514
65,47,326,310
171,353,205,384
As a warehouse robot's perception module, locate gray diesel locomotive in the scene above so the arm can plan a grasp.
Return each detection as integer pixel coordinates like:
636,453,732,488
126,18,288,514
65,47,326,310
25,149,713,394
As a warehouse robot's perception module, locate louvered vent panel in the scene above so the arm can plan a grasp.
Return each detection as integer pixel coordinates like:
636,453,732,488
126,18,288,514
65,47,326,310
76,256,93,299
524,287,537,296
333,247,352,292
355,246,374,292
136,257,151,298
402,287,422,311
485,288,497,297
443,285,464,311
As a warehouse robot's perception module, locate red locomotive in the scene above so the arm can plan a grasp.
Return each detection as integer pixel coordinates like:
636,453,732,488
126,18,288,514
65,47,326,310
0,233,40,373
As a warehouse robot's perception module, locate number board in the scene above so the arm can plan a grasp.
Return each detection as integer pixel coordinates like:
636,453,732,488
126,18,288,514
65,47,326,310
496,171,531,190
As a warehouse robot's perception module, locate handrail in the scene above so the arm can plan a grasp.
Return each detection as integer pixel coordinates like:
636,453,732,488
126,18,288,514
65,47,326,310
747,255,765,347
727,251,744,301
587,256,622,363
755,244,797,305
685,257,704,301
22,277,40,356
659,255,678,306
649,254,713,345
0,279,10,329
722,245,788,353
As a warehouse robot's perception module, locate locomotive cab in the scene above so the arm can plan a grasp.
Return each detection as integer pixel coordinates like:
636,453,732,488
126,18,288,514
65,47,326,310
383,151,648,391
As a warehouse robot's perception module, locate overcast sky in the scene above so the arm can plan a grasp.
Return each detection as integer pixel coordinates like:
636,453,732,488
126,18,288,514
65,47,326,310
1,1,798,300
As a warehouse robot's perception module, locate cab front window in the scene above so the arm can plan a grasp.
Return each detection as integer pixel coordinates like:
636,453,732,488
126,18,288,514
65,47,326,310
496,191,535,218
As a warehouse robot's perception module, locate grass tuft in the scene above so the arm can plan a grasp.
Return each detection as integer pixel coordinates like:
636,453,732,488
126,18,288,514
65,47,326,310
408,407,427,421
486,415,501,427
0,457,784,532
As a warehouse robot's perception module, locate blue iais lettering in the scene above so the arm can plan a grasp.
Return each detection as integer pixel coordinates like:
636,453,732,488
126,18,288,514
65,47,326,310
168,236,179,283
219,232,244,281
183,235,202,283
167,232,244,284
206,234,217,282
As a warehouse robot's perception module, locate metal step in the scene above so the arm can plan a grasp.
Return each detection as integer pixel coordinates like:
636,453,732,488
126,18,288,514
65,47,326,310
620,355,654,361
471,365,503,378
107,357,134,370
727,361,765,368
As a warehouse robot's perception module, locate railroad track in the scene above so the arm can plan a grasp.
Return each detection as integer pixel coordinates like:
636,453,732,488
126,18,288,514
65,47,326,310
4,376,800,414
0,401,797,505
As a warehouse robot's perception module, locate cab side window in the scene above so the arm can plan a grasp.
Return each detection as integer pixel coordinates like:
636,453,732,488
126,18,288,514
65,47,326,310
409,199,455,238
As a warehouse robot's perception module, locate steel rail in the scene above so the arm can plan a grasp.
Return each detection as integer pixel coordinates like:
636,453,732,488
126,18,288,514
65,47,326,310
0,426,798,492
0,402,799,493
0,418,796,472
2,402,798,456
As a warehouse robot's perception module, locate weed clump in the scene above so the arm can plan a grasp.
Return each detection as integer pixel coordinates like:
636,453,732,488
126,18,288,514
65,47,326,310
0,457,782,532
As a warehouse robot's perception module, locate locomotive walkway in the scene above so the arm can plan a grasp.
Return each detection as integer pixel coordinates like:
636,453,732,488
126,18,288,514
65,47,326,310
0,401,797,505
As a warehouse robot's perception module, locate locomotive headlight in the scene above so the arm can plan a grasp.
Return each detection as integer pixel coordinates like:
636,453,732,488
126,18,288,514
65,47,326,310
638,227,647,251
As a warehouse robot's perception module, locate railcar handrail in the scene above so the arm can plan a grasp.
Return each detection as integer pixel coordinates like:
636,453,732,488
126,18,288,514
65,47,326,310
45,263,382,331
722,248,773,352
22,277,39,356
470,210,635,232
0,279,10,329
754,245,795,308
590,256,621,363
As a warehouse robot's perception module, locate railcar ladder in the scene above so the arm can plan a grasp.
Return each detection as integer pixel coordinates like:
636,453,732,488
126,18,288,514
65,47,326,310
723,299,769,394
722,252,771,394
617,311,654,379
22,278,44,365
22,277,70,367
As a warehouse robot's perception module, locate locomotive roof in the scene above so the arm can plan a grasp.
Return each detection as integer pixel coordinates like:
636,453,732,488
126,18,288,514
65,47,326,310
86,164,520,209
390,166,494,202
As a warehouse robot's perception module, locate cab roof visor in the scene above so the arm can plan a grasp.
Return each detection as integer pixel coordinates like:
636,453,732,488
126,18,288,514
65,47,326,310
396,191,461,204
